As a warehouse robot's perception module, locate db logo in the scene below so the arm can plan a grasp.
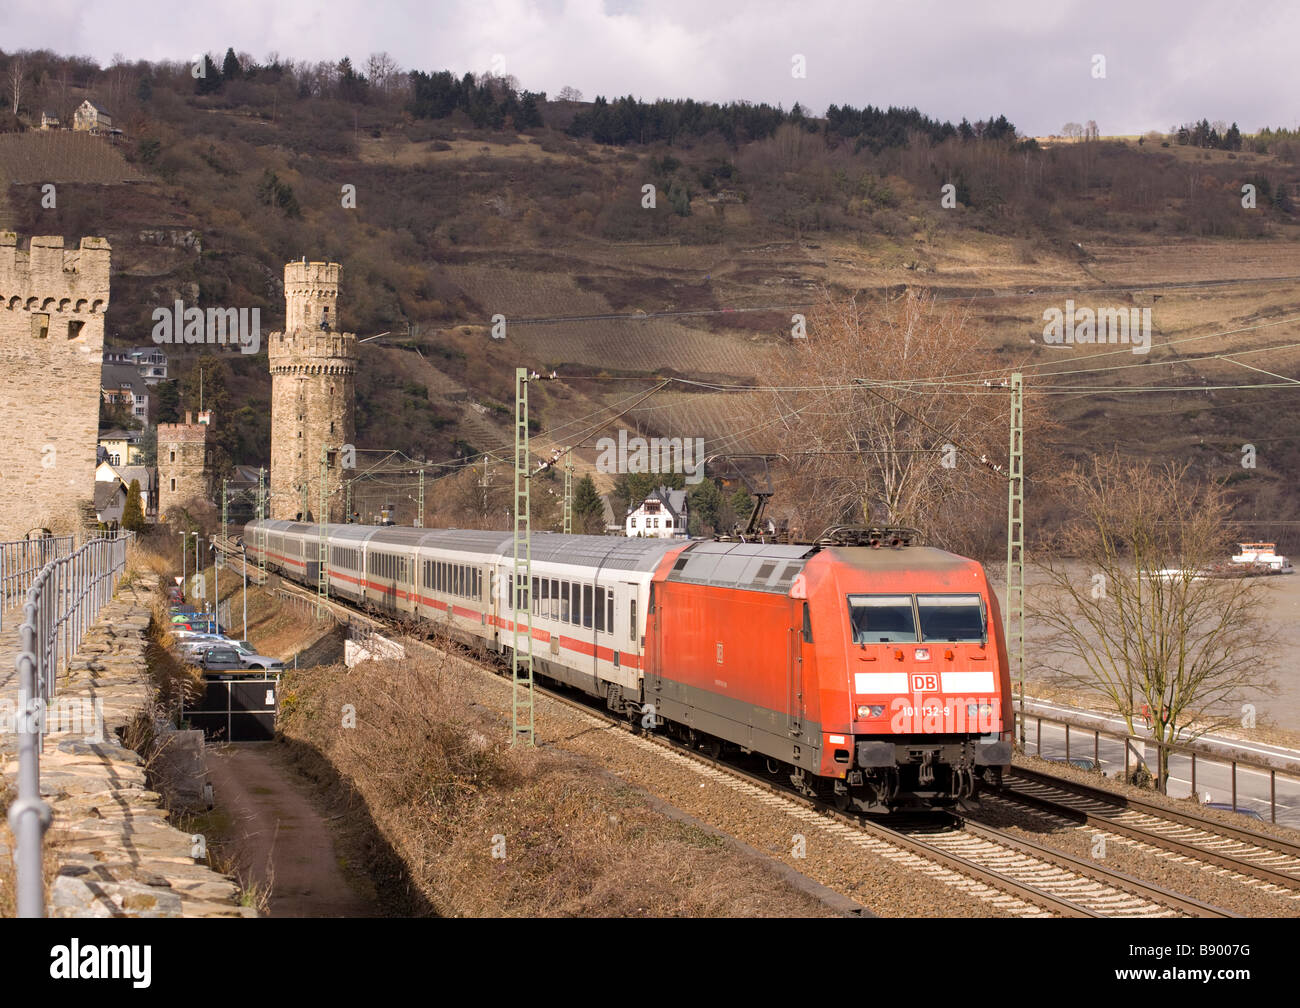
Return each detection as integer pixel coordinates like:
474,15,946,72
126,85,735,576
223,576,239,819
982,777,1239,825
911,673,938,692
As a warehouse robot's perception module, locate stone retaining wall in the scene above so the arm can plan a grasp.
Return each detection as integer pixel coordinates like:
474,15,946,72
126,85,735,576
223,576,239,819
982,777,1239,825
1,572,253,917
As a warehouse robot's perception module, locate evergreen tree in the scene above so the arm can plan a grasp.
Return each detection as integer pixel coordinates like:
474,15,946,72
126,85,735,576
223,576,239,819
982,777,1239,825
156,380,179,424
688,478,722,535
572,475,606,533
195,55,222,94
222,48,241,81
123,479,147,532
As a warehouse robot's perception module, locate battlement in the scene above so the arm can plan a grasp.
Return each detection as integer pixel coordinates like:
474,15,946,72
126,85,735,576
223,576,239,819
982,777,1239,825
267,328,358,369
159,413,210,444
284,260,341,288
0,233,111,309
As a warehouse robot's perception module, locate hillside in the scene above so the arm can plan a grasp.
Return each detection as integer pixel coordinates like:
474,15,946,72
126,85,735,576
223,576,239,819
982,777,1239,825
4,49,1300,550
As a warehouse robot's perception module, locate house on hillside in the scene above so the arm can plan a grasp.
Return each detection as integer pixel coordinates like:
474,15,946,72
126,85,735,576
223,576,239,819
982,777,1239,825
103,346,168,384
39,112,61,130
73,100,112,134
626,486,689,538
101,363,151,425
93,479,128,527
95,460,154,518
97,429,145,467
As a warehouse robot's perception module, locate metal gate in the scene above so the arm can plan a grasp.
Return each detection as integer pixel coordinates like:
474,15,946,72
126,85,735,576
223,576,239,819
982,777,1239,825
183,675,280,742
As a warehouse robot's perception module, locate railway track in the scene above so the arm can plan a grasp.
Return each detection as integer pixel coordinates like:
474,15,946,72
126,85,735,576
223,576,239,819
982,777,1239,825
994,768,1300,897
210,537,1238,918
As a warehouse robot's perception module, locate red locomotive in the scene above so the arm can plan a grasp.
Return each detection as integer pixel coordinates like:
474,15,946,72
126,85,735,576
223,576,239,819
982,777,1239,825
645,528,1012,810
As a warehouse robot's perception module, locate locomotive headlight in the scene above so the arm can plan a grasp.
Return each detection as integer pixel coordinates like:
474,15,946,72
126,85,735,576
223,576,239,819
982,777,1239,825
967,703,995,718
856,705,885,719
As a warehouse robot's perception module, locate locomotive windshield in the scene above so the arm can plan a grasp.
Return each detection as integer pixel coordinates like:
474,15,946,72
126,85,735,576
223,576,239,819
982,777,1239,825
917,594,985,642
847,594,918,643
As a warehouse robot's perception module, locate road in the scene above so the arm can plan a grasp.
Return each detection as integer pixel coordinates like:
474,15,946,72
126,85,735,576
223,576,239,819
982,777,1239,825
1017,697,1300,828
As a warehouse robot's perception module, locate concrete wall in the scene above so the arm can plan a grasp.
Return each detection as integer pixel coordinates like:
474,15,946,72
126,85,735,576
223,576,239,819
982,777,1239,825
0,233,111,539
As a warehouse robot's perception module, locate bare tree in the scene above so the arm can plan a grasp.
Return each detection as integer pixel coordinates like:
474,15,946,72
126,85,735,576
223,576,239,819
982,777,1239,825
557,85,583,102
365,51,399,93
748,291,1014,550
1031,455,1276,790
8,52,25,115
1062,122,1082,141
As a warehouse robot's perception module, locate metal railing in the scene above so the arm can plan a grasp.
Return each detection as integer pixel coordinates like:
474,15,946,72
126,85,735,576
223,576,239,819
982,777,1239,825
6,532,134,918
0,536,75,631
1015,709,1300,825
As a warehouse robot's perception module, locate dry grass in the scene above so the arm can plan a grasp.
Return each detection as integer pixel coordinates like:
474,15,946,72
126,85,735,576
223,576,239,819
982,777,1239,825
276,649,834,917
0,779,66,919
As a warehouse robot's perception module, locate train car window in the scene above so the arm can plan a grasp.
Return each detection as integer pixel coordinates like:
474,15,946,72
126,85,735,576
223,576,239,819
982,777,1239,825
606,590,614,634
802,602,813,644
583,585,593,629
630,598,637,642
595,587,605,632
532,577,540,615
917,594,985,642
549,579,558,619
561,582,571,623
846,594,918,643
539,577,548,616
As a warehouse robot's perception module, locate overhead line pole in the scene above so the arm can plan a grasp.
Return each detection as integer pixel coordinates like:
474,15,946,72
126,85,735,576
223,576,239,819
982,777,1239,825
318,447,329,617
563,448,573,535
1006,372,1025,747
512,367,535,746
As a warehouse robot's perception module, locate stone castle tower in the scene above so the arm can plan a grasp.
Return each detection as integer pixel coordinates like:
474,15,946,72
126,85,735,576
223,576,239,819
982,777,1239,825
157,412,211,519
0,233,111,539
268,260,357,522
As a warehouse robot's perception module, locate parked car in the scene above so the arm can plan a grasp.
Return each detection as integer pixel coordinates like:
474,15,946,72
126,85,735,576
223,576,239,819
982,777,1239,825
176,636,230,659
231,644,285,671
193,646,248,672
1204,802,1265,821
193,644,284,673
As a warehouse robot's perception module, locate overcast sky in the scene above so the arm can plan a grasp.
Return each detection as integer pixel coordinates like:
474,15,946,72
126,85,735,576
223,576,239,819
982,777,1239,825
2,0,1295,137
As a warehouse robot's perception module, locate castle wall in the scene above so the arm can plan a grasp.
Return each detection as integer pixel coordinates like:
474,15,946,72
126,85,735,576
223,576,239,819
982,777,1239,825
0,233,111,539
268,261,357,522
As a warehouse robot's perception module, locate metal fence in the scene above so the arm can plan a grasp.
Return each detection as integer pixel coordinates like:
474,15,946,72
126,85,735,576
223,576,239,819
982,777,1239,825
0,536,75,631
7,532,134,918
1016,709,1300,825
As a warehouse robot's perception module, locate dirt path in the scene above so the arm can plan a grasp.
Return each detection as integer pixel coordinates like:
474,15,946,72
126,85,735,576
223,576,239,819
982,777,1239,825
205,743,380,917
